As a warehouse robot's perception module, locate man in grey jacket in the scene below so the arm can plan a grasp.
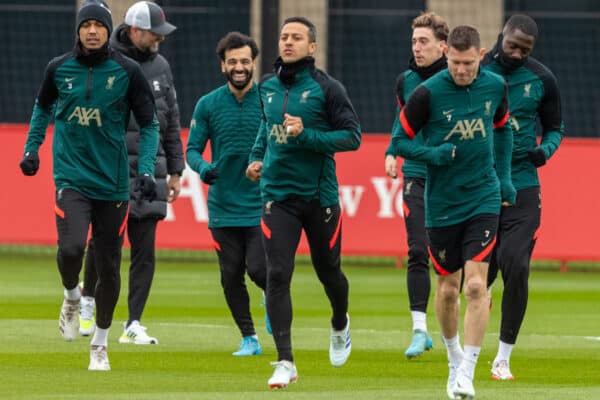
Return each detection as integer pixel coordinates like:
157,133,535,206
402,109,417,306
80,1,184,345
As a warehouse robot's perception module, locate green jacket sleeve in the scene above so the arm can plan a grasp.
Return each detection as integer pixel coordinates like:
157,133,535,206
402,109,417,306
296,77,361,153
24,100,55,153
492,85,516,204
249,119,268,163
186,98,214,180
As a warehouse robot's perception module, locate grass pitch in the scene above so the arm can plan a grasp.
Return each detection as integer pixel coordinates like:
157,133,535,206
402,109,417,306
0,253,599,399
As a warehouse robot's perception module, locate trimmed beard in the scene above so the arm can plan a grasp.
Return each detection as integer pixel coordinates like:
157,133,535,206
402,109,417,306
225,69,253,90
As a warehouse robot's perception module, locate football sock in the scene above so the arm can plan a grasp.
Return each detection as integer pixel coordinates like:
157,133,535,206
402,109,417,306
64,287,81,301
495,340,514,364
443,334,463,365
91,327,109,347
460,345,481,379
411,311,427,332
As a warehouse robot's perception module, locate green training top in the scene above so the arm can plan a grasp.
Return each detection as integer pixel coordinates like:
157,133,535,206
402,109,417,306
249,57,361,207
24,49,159,201
390,68,515,228
483,52,564,190
187,83,263,228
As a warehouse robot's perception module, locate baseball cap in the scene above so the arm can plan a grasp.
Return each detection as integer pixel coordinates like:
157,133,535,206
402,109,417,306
124,1,176,36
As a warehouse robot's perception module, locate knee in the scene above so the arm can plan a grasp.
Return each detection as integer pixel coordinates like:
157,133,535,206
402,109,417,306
59,242,85,261
437,282,459,304
463,277,486,300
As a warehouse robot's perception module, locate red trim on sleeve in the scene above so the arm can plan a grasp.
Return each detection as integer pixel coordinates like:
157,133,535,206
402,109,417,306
400,109,416,139
428,246,451,276
493,111,510,129
329,211,343,249
261,218,272,239
472,236,497,262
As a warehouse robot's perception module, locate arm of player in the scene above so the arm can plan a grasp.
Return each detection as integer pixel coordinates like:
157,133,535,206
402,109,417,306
295,79,361,153
533,71,564,165
249,118,268,163
24,59,59,154
493,84,516,205
390,86,455,166
163,64,185,178
186,97,217,183
128,65,159,177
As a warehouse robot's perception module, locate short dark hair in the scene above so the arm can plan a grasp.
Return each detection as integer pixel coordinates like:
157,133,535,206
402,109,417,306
216,31,259,61
504,14,538,38
412,12,449,42
282,16,317,42
448,25,480,51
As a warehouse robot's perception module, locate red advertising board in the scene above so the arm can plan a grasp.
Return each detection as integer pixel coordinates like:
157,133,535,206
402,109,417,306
2,123,599,262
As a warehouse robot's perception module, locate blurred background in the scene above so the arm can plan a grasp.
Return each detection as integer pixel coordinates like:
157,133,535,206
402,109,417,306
1,0,599,137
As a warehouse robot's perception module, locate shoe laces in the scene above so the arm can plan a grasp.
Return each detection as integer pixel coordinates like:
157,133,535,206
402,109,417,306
62,300,79,320
127,321,149,337
91,346,108,362
270,360,295,374
80,298,94,320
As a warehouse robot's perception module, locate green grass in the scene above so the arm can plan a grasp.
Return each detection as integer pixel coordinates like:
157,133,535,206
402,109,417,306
1,254,599,399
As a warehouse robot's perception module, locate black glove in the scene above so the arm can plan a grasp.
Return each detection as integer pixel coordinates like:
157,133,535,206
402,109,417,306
202,168,219,185
528,147,547,167
19,151,40,176
134,174,157,202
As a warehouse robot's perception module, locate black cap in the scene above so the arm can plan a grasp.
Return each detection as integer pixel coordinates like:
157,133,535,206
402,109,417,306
124,1,176,36
77,0,113,35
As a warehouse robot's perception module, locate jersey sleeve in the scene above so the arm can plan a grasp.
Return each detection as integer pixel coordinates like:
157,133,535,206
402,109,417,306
389,86,454,166
297,78,361,153
493,82,516,204
537,71,564,159
24,58,60,153
186,98,213,180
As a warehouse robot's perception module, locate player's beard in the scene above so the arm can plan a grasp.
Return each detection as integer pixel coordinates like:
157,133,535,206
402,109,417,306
225,69,253,90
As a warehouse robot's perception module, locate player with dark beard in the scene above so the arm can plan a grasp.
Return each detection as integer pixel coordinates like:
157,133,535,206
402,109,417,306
186,32,270,356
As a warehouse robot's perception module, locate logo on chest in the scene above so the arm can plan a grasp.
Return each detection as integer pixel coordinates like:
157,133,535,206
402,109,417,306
444,119,487,141
67,106,102,127
269,124,289,144
523,83,531,97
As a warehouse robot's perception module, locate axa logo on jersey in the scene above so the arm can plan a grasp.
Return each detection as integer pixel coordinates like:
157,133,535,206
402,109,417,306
67,106,102,127
444,118,486,141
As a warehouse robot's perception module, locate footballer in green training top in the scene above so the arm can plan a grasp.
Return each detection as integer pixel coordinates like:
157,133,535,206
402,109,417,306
186,32,269,358
389,25,515,400
246,16,361,390
483,14,564,382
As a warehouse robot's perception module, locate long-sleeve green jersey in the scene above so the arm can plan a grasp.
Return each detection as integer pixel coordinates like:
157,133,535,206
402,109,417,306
249,59,361,207
250,64,361,207
390,69,515,228
483,53,564,190
24,49,159,201
187,83,263,228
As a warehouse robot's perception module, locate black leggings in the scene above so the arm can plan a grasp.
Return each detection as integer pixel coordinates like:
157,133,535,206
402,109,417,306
262,199,349,361
55,189,127,329
211,226,267,337
487,186,541,344
84,217,158,325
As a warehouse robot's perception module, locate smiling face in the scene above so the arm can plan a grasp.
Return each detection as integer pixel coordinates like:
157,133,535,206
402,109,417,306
278,22,317,63
412,27,445,68
221,45,255,91
78,20,108,50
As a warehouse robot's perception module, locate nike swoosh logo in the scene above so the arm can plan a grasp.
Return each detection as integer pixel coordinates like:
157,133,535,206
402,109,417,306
65,77,75,82
265,92,275,97
481,239,492,247
442,109,454,115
